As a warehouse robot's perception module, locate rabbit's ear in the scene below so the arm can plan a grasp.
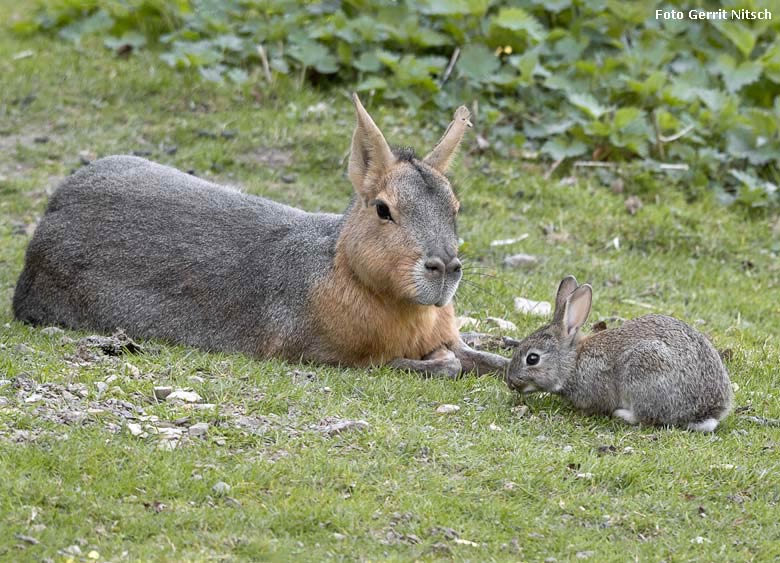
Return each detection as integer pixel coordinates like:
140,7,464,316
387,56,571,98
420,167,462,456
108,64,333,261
564,284,592,337
553,275,579,324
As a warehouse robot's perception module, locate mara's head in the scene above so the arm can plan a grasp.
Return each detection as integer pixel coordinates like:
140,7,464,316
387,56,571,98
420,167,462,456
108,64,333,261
340,94,471,307
506,276,593,394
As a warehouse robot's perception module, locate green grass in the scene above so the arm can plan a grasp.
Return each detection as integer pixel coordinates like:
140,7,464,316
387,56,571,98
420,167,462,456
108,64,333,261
2,5,780,562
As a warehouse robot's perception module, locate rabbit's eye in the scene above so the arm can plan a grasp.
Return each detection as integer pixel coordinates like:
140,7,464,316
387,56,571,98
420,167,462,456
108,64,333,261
526,352,540,366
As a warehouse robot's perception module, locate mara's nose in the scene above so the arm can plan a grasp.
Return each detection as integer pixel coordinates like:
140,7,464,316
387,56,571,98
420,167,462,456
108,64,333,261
424,256,462,277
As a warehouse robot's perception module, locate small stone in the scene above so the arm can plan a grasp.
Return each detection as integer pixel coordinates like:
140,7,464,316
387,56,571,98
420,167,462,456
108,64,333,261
87,550,100,560
188,422,209,437
514,297,552,317
167,390,203,403
576,472,594,480
454,538,479,547
64,545,82,556
503,481,517,491
623,446,634,454
154,386,173,401
486,317,517,331
511,405,528,418
503,253,539,268
125,363,141,377
576,551,594,559
489,423,502,431
625,195,643,215
25,393,43,403
192,473,203,481
333,532,346,540
0,379,11,387
281,173,297,184
127,423,144,437
104,374,118,385
96,382,108,394
212,481,231,496
188,375,205,384
563,445,574,452
456,316,479,329
185,403,216,411
15,343,35,355
321,419,370,436
225,496,242,508
490,234,529,247
436,404,460,414
41,326,64,336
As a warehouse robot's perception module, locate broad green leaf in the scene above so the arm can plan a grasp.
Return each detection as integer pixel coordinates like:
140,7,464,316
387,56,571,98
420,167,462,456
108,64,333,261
58,10,113,43
491,8,546,41
199,65,225,83
418,0,480,16
567,92,608,119
613,107,643,130
103,32,147,51
356,76,388,91
626,71,666,98
395,55,438,91
761,41,780,83
457,44,500,83
714,54,763,93
530,0,571,14
353,51,382,73
541,136,588,159
376,50,401,68
226,68,249,84
288,40,339,73
411,27,451,47
714,22,756,58
510,51,539,84
213,34,244,52
524,119,575,139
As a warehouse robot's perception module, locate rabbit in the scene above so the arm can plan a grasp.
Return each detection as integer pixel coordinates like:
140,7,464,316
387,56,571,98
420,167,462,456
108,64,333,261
13,94,509,378
506,276,733,432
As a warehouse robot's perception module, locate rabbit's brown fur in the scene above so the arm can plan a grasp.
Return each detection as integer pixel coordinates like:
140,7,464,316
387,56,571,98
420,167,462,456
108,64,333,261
506,276,733,431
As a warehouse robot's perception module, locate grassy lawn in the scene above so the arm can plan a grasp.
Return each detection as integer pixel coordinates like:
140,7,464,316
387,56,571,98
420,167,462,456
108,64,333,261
2,7,780,563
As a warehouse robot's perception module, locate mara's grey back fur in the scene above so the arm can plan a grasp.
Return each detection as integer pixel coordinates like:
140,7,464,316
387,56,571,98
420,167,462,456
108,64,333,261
13,155,341,359
12,98,512,377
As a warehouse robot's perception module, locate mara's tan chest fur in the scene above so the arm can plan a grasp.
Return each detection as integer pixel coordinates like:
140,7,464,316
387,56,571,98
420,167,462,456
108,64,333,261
310,256,459,366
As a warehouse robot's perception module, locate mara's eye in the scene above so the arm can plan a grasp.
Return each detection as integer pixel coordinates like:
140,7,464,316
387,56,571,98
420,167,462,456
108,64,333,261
375,201,393,222
526,352,540,366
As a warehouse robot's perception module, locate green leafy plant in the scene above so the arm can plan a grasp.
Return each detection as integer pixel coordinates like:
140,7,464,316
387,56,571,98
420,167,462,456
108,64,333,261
14,0,780,207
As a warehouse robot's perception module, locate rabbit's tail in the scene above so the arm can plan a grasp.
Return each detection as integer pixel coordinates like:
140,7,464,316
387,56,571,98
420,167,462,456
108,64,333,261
686,418,719,433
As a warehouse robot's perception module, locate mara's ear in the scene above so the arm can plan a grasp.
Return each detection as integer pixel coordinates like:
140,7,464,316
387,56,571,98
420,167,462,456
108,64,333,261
552,275,579,325
563,284,592,337
423,105,472,173
348,93,395,199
